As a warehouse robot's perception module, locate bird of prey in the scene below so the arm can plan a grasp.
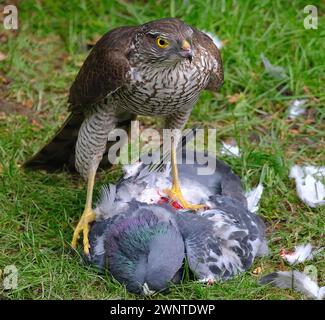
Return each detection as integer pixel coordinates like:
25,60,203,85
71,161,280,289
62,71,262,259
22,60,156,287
24,18,223,254
87,150,268,295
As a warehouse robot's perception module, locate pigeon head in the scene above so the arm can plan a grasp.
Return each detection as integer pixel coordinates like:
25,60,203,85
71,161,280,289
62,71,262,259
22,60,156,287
104,207,185,295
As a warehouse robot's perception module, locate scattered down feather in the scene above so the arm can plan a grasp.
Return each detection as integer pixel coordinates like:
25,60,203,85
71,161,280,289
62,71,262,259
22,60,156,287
289,165,325,207
260,271,325,300
280,243,323,265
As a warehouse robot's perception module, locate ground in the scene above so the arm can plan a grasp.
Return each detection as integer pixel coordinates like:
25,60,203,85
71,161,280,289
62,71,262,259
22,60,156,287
0,0,324,300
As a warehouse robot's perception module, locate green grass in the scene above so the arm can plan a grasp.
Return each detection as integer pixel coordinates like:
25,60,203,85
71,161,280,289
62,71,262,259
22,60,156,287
1,0,325,300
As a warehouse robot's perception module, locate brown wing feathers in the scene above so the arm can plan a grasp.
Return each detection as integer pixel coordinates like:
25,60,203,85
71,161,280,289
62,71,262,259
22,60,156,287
69,26,136,109
192,28,224,92
68,49,131,109
24,27,136,172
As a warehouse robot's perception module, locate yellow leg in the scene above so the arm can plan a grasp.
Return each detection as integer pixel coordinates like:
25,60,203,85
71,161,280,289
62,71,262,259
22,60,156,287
71,167,97,255
164,139,205,211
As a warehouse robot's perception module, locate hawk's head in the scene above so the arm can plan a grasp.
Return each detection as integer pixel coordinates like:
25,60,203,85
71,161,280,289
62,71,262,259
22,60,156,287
137,18,194,65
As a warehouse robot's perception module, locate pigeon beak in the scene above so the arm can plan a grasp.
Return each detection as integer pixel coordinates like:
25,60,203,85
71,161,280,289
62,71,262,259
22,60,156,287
180,40,193,62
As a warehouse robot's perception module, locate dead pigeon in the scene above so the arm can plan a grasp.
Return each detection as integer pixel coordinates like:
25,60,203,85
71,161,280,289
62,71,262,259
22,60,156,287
87,150,268,294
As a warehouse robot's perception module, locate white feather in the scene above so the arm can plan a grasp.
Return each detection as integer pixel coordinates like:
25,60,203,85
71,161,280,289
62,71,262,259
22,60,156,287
265,271,325,300
123,161,143,179
220,141,240,158
260,54,287,80
281,243,323,265
198,277,216,284
179,178,213,204
289,165,325,207
281,244,313,265
142,282,155,296
95,184,117,220
288,99,307,119
245,183,264,213
136,175,170,204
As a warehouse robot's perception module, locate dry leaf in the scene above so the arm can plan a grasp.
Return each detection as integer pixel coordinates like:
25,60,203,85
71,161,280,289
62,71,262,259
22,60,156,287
0,52,7,61
303,86,310,94
31,119,43,131
252,266,263,275
289,129,300,134
31,119,42,126
0,111,6,120
0,73,10,84
58,114,67,121
23,99,33,109
271,236,282,243
227,93,242,104
0,32,8,44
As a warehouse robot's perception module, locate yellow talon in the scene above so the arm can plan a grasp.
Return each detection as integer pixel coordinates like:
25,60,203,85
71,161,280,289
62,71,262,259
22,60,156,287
71,165,97,255
71,208,96,255
164,185,205,210
164,136,205,211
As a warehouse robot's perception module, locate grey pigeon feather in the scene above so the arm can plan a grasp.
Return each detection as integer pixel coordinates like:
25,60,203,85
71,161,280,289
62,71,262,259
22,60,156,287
89,202,184,295
260,271,325,300
176,195,267,281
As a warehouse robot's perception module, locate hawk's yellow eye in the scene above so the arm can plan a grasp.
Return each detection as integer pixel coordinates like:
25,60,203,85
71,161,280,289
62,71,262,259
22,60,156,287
156,37,169,49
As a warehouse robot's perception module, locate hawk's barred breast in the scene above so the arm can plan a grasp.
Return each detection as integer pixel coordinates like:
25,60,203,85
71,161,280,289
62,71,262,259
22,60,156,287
111,46,216,116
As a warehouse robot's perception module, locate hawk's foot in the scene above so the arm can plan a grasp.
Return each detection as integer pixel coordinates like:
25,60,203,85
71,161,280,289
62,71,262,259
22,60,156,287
163,183,205,211
71,208,96,255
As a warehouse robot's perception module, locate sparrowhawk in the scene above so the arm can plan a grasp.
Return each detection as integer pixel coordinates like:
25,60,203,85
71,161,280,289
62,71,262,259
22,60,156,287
24,18,224,254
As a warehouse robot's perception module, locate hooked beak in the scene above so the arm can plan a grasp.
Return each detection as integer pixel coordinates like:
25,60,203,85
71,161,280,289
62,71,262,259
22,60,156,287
179,40,193,62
